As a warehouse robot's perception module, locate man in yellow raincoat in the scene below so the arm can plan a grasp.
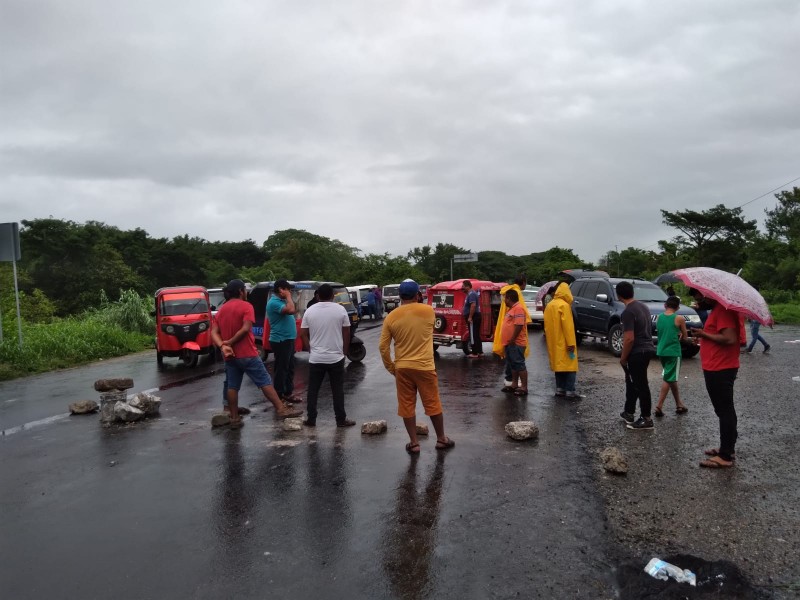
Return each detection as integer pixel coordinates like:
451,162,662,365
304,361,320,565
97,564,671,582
543,282,579,398
493,275,532,387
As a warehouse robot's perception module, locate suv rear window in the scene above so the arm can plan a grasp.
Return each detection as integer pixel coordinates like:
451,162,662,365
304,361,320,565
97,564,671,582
633,283,668,302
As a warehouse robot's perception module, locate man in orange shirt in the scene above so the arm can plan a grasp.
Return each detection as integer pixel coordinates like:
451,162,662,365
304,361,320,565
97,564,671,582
380,279,455,455
501,289,529,396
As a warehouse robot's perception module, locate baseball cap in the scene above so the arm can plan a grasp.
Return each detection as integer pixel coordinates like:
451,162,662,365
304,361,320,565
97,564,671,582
226,279,246,295
398,279,420,299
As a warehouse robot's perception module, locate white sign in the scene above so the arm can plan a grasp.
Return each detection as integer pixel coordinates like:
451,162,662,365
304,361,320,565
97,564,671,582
453,253,478,263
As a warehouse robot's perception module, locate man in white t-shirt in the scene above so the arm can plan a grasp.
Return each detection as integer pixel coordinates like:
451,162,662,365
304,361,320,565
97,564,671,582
299,284,356,427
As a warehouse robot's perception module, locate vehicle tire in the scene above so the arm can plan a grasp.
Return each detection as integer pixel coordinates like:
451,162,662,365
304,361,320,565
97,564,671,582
433,344,439,351
183,353,199,368
434,316,446,333
156,351,164,366
681,343,700,359
575,334,583,346
608,324,624,357
347,344,366,363
462,343,470,356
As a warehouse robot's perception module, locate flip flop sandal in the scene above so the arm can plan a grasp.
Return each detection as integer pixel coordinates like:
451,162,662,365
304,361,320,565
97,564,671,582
405,442,420,454
514,389,529,396
435,437,455,450
704,448,736,460
654,408,665,417
676,407,689,414
700,456,734,468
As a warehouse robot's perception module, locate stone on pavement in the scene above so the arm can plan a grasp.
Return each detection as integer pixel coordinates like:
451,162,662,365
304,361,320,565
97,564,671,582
69,400,99,415
416,423,429,435
99,390,127,404
505,420,539,441
361,420,387,434
113,401,145,422
600,447,628,475
129,392,162,416
211,413,231,428
282,417,303,431
94,378,134,392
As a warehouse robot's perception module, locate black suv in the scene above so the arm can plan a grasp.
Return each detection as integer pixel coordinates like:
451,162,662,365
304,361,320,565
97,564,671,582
569,276,701,358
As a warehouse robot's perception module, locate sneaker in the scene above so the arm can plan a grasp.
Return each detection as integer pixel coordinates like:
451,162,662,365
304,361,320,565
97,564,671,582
302,419,316,427
275,406,303,419
626,417,654,430
336,419,356,427
763,345,771,354
620,411,635,424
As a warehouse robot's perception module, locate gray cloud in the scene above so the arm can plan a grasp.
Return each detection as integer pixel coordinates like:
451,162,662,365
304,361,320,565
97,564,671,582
1,0,799,264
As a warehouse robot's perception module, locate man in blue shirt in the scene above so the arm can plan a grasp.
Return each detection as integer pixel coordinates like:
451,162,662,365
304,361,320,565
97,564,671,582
461,280,482,357
267,279,299,403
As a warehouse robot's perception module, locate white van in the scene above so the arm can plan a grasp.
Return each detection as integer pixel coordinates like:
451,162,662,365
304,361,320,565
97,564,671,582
347,284,379,319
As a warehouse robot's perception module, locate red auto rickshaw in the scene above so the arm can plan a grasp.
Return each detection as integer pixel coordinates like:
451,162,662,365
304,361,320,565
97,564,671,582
427,279,505,353
154,286,213,367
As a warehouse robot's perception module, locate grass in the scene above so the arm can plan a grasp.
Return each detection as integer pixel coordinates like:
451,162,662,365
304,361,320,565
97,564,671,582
770,303,800,325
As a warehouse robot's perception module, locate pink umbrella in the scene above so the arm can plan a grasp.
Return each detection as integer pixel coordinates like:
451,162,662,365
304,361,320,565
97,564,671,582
535,281,558,305
670,267,773,326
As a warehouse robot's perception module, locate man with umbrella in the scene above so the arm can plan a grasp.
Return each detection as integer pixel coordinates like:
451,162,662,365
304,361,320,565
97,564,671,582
688,288,743,468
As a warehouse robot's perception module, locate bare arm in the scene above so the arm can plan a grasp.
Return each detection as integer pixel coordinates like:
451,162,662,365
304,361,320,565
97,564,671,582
300,327,310,352
620,330,634,366
676,315,688,341
694,326,737,345
342,327,350,358
379,324,395,375
279,289,296,315
211,321,235,359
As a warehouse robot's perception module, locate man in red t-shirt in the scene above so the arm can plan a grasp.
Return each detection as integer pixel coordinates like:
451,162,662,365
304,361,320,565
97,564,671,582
211,280,302,428
688,288,742,468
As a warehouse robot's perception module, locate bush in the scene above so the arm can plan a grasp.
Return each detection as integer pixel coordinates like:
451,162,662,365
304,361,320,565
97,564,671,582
0,317,152,381
85,289,154,334
770,303,800,325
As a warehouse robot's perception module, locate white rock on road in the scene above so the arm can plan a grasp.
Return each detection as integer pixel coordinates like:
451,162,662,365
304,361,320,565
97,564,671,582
361,420,388,434
505,421,539,441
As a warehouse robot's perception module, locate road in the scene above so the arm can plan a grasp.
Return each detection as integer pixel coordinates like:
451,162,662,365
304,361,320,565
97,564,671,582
1,321,798,599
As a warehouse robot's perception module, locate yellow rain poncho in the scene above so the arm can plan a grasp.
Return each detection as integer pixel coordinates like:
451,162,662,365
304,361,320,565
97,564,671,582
492,283,532,358
543,282,578,372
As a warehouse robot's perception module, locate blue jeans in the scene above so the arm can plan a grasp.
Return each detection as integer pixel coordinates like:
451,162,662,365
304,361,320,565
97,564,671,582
555,372,576,393
746,321,768,351
225,356,273,391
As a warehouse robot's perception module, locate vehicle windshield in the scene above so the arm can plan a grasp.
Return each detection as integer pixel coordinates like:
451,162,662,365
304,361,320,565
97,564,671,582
333,288,354,309
522,290,537,301
208,290,225,309
634,283,669,302
161,296,209,316
383,286,400,297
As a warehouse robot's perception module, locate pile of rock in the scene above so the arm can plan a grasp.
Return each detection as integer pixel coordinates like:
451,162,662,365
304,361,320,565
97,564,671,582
88,378,161,425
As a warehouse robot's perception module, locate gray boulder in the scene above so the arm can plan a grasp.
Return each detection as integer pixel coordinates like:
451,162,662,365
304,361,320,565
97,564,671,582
361,420,388,435
113,401,145,423
416,423,429,436
69,400,99,415
505,421,539,441
94,378,134,392
99,390,127,404
129,392,161,416
600,447,628,475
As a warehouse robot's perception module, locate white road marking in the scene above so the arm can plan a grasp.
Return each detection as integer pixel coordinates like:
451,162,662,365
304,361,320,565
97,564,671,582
2,413,70,436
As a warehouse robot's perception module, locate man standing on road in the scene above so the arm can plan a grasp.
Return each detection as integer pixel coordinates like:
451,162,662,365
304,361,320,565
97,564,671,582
689,288,743,468
374,287,383,319
617,281,655,430
500,289,528,396
543,282,578,398
461,280,482,358
653,296,689,417
299,284,356,428
267,279,300,404
380,279,455,455
365,288,377,320
211,279,302,428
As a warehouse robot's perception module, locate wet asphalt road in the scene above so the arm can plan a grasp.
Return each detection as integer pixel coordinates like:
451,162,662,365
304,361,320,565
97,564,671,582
1,321,798,599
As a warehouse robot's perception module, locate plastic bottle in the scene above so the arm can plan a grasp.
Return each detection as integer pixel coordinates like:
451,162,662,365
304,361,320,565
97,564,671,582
644,558,697,586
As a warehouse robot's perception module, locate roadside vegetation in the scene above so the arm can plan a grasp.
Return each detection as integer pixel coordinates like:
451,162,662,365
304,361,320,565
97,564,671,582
1,187,799,378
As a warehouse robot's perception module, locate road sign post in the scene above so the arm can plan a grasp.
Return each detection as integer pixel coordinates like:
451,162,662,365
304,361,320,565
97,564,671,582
0,222,23,346
451,253,478,280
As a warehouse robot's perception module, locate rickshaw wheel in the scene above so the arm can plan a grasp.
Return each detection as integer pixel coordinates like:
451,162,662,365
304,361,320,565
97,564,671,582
156,351,164,366
347,344,366,362
182,353,199,368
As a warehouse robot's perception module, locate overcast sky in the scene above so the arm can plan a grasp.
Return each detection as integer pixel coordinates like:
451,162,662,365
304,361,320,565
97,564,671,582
2,0,799,264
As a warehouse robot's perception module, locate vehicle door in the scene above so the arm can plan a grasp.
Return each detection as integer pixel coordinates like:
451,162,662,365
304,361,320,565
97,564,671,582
570,281,590,329
478,290,495,340
584,280,614,332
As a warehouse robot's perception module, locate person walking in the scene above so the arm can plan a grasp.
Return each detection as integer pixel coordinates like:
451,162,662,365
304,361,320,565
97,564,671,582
500,289,528,396
299,284,356,428
654,296,689,417
365,288,377,320
617,281,656,430
746,319,770,354
689,288,743,468
380,279,455,454
374,287,383,319
267,279,300,404
211,279,302,428
543,282,578,398
461,280,482,358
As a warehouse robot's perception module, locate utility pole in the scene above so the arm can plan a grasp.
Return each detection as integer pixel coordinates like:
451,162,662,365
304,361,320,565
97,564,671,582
615,245,619,276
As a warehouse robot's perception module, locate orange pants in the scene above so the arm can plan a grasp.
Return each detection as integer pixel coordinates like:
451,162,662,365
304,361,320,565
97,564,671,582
395,368,442,418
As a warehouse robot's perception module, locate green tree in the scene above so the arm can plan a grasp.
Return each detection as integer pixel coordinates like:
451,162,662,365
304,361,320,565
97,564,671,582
764,187,800,242
262,229,360,281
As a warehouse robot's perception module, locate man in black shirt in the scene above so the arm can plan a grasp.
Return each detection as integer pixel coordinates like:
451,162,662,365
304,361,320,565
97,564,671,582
617,281,656,430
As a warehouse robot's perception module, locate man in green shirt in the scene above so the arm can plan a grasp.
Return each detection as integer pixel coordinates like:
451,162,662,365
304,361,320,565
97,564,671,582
653,296,689,417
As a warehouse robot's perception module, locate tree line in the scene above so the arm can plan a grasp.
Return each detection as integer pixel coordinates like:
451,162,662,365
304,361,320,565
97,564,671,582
2,187,798,318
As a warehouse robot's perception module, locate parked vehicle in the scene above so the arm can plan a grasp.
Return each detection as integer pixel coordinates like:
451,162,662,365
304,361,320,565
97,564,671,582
208,287,226,317
522,285,542,326
427,279,505,353
153,286,213,368
568,275,702,358
382,283,401,313
346,284,378,318
248,281,366,362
